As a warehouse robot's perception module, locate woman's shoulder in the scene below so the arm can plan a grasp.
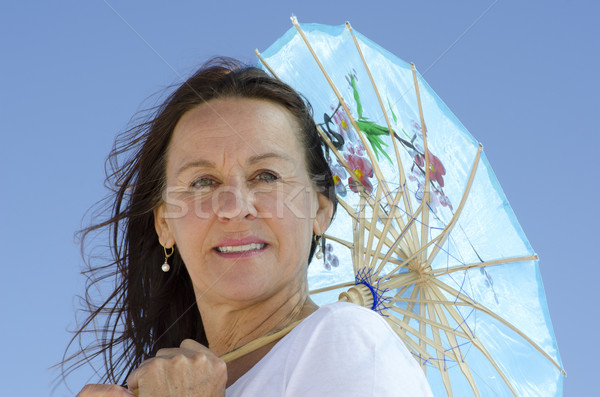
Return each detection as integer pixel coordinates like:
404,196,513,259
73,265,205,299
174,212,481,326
310,301,388,321
292,301,396,342
282,302,433,396
227,302,433,396
284,301,419,377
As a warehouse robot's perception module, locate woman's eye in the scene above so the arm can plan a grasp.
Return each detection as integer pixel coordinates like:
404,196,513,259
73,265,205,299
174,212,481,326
255,171,278,182
191,178,215,189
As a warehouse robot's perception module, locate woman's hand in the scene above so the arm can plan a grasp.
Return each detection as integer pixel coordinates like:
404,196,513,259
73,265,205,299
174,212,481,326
77,384,135,396
127,339,227,397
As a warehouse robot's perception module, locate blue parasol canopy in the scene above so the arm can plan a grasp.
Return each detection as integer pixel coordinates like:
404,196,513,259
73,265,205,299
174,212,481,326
257,18,564,396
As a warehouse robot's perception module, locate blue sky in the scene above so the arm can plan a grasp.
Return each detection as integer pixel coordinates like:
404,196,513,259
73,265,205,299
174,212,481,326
1,1,597,395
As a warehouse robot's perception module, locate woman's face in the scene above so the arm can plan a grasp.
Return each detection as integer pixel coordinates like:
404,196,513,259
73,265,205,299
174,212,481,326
155,98,332,308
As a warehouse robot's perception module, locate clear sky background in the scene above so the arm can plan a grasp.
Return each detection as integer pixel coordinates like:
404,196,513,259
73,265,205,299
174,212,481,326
1,1,597,395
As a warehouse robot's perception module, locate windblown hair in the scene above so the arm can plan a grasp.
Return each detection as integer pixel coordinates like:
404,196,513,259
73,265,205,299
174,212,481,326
61,57,337,385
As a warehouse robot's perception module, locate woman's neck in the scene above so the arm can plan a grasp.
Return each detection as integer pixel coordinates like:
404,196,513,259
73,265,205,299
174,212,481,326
199,290,318,388
198,289,318,358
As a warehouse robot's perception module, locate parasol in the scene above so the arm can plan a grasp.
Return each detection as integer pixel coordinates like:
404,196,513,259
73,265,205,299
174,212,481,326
247,18,565,396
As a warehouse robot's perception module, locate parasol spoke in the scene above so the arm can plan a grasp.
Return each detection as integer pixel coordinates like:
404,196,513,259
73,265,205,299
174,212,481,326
323,232,407,267
392,290,481,387
379,229,452,281
411,64,432,268
329,169,416,260
256,50,374,203
424,286,481,397
346,22,421,254
403,280,420,326
353,194,367,273
336,197,412,258
322,233,353,250
388,306,470,340
427,284,520,396
368,183,408,271
431,279,565,375
291,17,398,211
346,21,407,191
386,321,445,372
314,124,373,199
386,308,461,356
370,193,442,277
364,183,384,272
385,314,463,368
430,255,539,277
390,287,468,373
418,285,427,373
425,144,482,268
372,217,418,277
309,280,356,295
254,49,280,80
423,288,455,397
394,283,412,297
391,296,476,308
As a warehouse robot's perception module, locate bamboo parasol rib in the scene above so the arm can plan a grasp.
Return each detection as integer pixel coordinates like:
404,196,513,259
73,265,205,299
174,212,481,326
411,63,433,267
291,17,400,217
345,22,420,255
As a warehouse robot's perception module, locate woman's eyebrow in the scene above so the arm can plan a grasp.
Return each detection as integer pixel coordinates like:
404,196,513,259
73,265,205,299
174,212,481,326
247,152,295,166
176,159,215,176
176,152,295,176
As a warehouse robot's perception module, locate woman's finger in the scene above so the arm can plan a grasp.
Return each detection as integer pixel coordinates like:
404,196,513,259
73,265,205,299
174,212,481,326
77,384,135,397
155,347,182,357
179,338,209,352
126,344,227,396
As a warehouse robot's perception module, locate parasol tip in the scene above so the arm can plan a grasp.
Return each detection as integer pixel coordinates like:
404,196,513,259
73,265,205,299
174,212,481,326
290,15,299,25
345,21,353,31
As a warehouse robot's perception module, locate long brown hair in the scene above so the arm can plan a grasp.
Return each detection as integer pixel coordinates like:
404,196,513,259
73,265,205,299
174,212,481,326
61,57,337,385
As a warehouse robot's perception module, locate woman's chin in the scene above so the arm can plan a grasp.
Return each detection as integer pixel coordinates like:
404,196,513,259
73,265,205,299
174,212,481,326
199,270,278,304
215,282,277,305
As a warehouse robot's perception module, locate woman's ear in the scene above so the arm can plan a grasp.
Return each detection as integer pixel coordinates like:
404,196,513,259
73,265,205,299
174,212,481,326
313,193,334,236
154,204,175,247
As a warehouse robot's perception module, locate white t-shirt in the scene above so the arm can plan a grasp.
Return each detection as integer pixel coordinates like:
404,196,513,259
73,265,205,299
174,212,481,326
226,302,433,396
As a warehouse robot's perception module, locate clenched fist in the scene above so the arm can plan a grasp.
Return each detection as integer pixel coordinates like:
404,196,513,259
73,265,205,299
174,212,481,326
127,339,227,396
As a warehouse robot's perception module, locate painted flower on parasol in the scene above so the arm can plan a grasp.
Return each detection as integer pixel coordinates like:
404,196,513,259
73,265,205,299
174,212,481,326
330,162,348,197
253,18,565,396
345,145,374,194
415,150,445,187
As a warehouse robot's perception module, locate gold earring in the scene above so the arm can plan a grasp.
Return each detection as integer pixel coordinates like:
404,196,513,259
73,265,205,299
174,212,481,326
162,246,174,273
314,235,323,259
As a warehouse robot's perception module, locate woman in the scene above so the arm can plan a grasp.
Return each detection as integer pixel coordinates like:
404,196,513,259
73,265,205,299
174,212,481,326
68,58,433,396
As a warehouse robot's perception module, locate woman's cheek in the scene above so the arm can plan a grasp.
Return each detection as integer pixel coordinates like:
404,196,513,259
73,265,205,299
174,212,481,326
190,196,216,220
282,187,316,220
253,190,281,219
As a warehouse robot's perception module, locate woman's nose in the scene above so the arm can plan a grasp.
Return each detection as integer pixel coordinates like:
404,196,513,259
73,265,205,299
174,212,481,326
213,184,258,222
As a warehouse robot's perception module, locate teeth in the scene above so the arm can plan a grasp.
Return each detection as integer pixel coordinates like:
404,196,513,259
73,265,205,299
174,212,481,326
216,243,265,253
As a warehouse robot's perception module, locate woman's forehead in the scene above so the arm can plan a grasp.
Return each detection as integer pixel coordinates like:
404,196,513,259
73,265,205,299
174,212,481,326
176,98,299,140
167,98,304,167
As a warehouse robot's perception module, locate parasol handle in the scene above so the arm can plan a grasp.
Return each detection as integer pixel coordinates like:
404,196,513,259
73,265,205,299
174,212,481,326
339,284,375,309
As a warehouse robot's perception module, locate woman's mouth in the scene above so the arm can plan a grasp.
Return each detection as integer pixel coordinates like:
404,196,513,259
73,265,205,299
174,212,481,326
215,243,266,253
